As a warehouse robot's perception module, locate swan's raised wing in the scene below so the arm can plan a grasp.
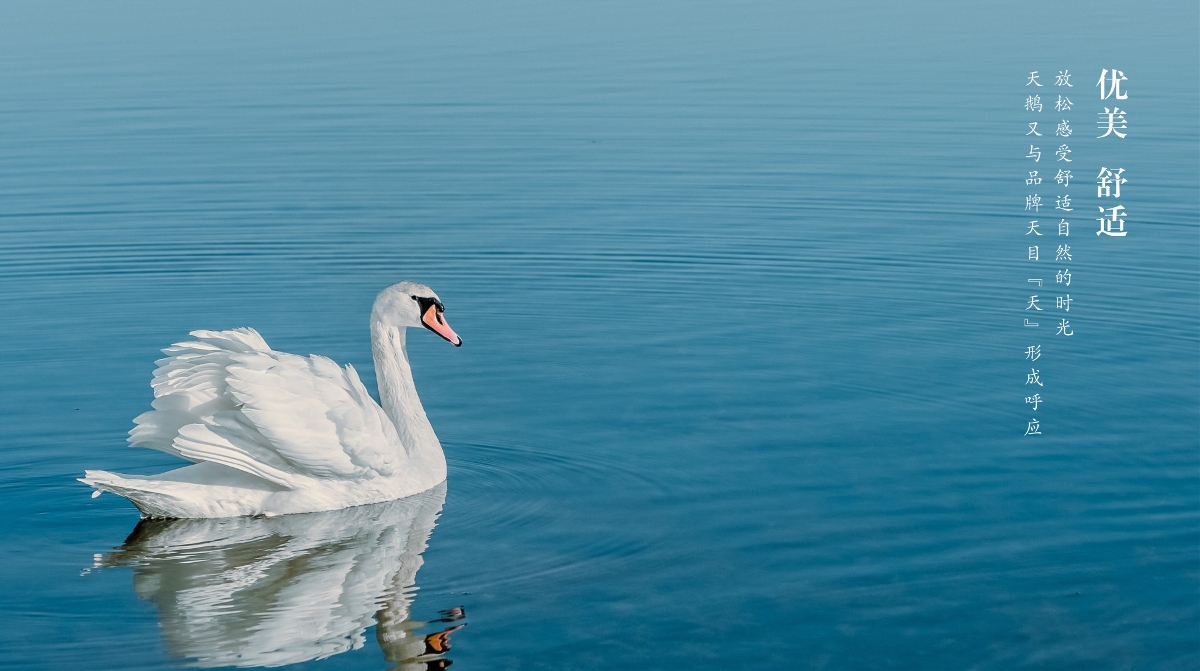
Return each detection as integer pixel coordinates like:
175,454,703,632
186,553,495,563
129,329,403,488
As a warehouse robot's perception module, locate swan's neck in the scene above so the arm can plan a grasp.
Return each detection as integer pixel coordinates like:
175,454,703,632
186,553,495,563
371,321,444,467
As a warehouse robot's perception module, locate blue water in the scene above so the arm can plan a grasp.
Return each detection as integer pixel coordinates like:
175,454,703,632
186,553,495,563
1,2,1197,669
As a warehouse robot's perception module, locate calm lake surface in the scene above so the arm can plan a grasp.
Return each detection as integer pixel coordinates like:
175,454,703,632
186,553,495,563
1,2,1197,669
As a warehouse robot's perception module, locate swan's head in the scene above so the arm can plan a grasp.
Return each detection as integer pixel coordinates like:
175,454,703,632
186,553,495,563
372,281,462,347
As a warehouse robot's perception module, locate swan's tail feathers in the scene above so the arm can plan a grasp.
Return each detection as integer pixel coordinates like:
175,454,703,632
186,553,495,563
81,470,195,518
80,464,281,519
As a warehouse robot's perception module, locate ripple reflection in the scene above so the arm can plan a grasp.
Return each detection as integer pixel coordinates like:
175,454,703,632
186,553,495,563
92,482,463,669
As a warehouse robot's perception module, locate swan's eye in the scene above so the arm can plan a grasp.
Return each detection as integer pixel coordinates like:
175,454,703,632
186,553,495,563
413,295,444,315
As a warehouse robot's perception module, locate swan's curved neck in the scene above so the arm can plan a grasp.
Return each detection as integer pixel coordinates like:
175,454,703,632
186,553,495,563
370,320,443,464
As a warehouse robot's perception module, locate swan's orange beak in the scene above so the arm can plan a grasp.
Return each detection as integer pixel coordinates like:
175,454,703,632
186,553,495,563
422,304,462,347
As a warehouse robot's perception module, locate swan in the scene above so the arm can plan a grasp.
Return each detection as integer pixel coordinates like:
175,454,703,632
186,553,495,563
81,281,462,519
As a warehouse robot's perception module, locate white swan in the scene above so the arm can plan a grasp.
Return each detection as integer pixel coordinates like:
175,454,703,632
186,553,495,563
81,281,462,519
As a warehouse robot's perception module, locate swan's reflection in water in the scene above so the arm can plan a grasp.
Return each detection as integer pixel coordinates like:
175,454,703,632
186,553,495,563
95,482,463,669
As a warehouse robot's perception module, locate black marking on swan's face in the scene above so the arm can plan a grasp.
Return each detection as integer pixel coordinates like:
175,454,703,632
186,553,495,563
412,295,444,316
411,294,461,347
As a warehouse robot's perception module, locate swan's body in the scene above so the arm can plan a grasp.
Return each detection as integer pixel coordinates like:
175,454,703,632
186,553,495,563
81,281,462,519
